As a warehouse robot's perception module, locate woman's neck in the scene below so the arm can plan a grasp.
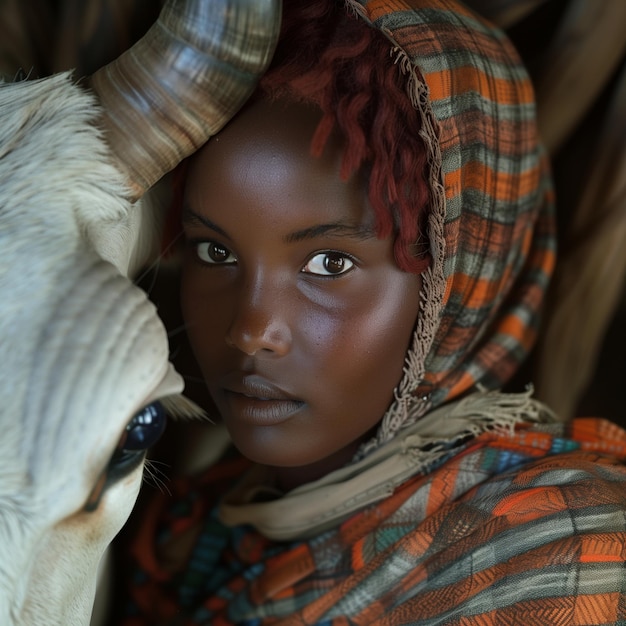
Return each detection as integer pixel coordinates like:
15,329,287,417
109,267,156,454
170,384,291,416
271,437,366,493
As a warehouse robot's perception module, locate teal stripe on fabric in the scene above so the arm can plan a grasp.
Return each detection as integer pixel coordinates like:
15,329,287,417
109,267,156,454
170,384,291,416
370,7,505,41
430,93,537,124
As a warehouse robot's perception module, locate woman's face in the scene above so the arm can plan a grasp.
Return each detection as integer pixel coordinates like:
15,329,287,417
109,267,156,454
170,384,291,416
181,99,421,484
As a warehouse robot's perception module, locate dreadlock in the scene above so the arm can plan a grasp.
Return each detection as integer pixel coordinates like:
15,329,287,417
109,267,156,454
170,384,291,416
257,0,431,273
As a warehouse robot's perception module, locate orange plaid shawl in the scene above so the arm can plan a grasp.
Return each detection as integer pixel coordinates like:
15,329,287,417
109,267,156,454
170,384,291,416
121,419,626,624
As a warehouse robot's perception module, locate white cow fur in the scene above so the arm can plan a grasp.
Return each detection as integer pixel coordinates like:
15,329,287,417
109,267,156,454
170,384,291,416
0,72,183,623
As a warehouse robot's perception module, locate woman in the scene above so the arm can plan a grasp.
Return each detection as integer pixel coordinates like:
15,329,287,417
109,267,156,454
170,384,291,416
119,0,626,623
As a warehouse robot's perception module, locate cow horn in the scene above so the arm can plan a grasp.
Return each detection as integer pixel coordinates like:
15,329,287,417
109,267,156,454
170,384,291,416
90,0,281,201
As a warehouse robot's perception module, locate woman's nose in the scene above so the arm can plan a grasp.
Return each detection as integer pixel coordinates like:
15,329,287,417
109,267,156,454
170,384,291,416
225,279,292,357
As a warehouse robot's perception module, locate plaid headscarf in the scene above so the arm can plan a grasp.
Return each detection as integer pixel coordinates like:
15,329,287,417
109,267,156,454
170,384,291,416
356,0,556,453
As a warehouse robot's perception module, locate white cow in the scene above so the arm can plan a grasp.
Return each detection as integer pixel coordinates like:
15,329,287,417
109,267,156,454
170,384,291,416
0,0,280,623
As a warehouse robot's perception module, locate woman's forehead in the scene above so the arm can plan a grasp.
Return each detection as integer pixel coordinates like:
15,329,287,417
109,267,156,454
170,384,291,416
191,99,337,176
185,98,375,229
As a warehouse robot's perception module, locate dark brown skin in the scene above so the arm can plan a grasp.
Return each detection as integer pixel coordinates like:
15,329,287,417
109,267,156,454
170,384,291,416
180,99,421,491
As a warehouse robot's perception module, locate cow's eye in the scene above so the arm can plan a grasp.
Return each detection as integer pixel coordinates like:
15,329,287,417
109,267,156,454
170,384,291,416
121,401,167,451
84,401,167,512
109,401,167,471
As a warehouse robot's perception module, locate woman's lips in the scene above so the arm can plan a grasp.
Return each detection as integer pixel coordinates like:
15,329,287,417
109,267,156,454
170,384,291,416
220,374,304,426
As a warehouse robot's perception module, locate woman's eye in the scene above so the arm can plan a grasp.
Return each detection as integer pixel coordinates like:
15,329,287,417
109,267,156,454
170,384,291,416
195,241,237,265
303,252,355,276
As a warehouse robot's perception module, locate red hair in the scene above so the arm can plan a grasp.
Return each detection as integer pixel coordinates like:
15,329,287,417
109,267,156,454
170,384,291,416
257,0,431,273
166,0,430,273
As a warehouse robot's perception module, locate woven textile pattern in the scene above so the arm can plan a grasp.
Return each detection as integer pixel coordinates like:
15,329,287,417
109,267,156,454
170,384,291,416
122,419,626,624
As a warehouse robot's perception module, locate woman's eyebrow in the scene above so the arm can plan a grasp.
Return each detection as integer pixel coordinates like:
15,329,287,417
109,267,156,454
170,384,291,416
182,207,376,243
182,206,230,239
285,222,377,243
